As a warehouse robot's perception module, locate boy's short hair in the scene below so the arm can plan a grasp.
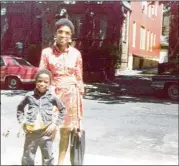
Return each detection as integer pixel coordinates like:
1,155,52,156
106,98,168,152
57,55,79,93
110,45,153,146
55,18,75,34
35,69,52,83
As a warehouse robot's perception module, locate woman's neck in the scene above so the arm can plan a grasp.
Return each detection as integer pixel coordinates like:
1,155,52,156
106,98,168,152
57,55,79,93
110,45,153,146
56,43,68,52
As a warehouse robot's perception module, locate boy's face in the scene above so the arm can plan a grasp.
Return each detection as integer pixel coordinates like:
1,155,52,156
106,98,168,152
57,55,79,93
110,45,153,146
36,73,50,93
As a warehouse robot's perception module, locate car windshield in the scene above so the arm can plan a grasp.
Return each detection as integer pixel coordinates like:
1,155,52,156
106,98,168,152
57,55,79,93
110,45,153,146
0,57,6,67
12,58,32,66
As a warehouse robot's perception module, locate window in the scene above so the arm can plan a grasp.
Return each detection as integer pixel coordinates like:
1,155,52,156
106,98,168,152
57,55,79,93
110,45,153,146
153,34,156,46
92,14,107,39
132,22,136,47
150,32,153,51
151,5,155,18
141,1,147,14
148,5,151,17
140,26,146,50
64,1,75,4
12,58,32,66
155,3,158,16
1,8,6,15
71,14,85,38
122,17,128,42
146,30,150,51
99,15,107,40
97,1,103,4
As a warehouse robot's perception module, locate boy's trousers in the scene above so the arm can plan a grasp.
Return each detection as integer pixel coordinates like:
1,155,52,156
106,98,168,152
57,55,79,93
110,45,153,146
21,128,54,165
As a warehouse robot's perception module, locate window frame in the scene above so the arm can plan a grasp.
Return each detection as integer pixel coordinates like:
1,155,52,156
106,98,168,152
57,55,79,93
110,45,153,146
146,30,150,51
150,32,153,51
132,21,136,48
140,26,146,50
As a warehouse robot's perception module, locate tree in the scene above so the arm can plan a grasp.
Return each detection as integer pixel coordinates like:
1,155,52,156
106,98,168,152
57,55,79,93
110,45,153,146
150,1,179,60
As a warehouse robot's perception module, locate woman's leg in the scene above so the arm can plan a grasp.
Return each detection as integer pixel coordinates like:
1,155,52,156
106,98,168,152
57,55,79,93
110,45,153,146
58,127,71,165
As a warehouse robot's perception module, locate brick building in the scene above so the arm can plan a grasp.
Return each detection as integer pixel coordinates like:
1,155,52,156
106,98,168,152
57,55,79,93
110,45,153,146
40,1,131,79
128,1,163,70
1,1,131,80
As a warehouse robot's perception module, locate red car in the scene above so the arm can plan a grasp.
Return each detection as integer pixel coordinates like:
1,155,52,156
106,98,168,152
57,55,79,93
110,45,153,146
0,55,38,90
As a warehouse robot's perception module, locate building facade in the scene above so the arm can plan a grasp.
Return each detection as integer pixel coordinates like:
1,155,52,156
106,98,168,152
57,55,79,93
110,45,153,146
40,1,131,80
1,1,131,80
128,1,163,70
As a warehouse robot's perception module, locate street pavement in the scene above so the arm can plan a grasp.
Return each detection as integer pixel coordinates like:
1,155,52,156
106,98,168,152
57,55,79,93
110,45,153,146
85,76,154,100
114,75,154,96
1,87,178,165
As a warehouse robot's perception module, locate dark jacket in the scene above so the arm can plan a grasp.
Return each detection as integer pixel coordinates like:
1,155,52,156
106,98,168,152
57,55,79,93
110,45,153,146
17,89,66,126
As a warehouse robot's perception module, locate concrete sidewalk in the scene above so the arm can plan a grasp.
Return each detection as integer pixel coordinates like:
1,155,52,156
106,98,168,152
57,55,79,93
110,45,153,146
1,91,178,165
2,132,123,165
2,149,177,165
2,144,177,165
1,142,177,165
1,131,177,165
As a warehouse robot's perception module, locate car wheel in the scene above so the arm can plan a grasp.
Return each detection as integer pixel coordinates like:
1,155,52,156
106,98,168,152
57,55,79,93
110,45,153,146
5,76,21,90
167,83,179,101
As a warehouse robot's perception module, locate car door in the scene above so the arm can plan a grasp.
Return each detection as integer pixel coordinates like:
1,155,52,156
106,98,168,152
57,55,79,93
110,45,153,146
0,57,7,82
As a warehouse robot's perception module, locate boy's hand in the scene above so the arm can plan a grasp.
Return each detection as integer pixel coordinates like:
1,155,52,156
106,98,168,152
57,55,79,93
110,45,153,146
44,123,58,136
17,123,25,138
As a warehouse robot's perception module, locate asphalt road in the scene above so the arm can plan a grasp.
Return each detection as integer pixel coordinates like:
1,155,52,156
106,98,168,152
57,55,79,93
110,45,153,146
1,89,178,165
85,75,156,97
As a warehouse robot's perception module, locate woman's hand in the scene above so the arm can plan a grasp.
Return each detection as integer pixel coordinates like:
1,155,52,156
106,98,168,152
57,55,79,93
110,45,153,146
44,123,58,136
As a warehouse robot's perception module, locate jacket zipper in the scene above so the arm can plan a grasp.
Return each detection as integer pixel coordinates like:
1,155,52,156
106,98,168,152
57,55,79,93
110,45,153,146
35,97,41,129
38,97,41,128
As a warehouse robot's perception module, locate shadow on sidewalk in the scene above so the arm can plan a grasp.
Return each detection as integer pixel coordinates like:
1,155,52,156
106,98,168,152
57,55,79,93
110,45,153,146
1,83,177,105
84,83,178,105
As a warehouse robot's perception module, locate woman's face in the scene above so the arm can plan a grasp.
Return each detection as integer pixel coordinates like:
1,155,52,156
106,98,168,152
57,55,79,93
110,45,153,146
55,25,72,46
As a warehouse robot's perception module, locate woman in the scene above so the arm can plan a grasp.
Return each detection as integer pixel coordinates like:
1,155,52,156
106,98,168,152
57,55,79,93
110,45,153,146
39,18,84,165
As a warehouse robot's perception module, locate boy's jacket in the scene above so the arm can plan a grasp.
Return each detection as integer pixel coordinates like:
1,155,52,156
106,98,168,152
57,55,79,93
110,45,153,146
17,89,66,131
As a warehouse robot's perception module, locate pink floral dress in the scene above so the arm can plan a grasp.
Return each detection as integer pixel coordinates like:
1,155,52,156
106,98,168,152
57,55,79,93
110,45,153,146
39,43,84,130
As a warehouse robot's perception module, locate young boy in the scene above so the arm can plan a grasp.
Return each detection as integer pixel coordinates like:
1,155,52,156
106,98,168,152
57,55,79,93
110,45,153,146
17,69,66,165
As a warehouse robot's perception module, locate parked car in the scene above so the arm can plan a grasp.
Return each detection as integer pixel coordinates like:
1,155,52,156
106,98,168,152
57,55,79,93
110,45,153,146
0,55,38,90
151,75,179,101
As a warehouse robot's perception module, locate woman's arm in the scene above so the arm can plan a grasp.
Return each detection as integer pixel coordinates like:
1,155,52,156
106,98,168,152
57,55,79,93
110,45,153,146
52,97,67,125
75,52,84,95
39,49,48,69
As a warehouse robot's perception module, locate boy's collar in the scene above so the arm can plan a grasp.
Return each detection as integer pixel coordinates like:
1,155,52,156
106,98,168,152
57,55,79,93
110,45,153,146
34,88,50,97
